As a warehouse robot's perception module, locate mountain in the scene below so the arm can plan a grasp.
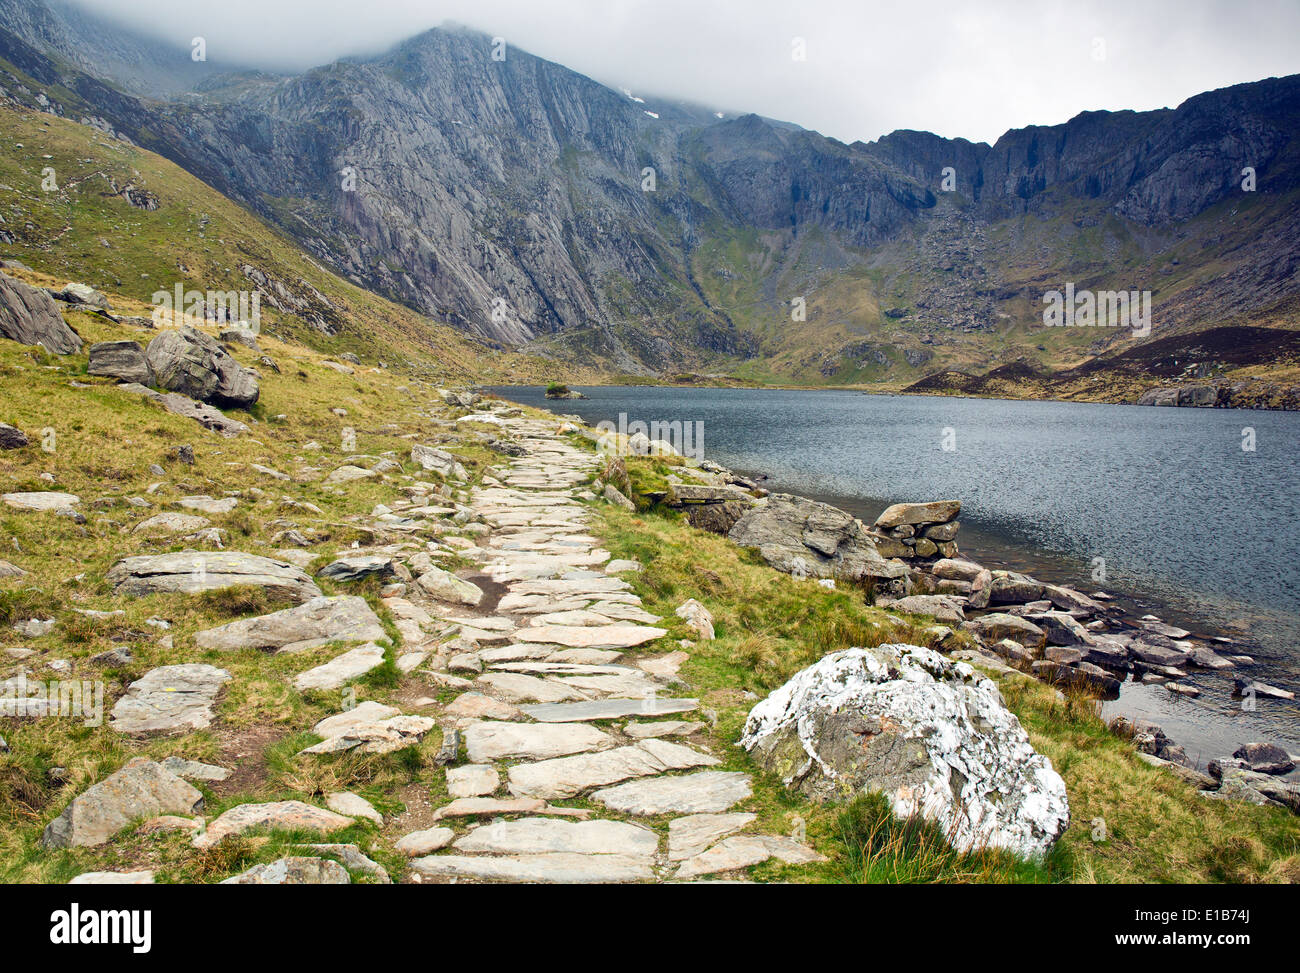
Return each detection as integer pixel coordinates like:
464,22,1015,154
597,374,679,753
2,0,1299,388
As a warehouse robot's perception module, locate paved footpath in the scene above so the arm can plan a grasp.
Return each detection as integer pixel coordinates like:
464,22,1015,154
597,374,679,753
405,415,824,882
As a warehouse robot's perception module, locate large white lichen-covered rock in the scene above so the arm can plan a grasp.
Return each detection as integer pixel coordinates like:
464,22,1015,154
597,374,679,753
740,644,1069,859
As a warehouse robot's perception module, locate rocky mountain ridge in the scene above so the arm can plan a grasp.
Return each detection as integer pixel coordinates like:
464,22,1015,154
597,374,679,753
1,0,1298,384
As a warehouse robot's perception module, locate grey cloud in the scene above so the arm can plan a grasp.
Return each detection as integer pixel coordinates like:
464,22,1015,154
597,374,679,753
65,0,1300,144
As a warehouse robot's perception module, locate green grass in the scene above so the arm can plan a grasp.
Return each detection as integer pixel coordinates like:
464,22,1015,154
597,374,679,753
589,460,1300,883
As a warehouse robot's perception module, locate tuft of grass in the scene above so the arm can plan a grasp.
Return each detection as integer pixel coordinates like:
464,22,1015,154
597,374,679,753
835,793,1058,884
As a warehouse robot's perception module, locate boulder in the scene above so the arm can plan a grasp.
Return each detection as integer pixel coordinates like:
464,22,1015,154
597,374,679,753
603,483,636,511
219,327,261,350
740,645,1069,858
144,326,259,408
87,340,153,384
675,599,715,640
887,594,966,624
729,493,904,582
931,558,983,583
318,554,399,583
42,758,203,848
988,571,1044,604
0,272,82,354
1026,611,1090,646
105,551,321,603
1232,742,1295,776
411,445,467,479
967,568,993,609
0,422,29,449
416,566,484,606
873,500,960,529
969,612,1044,646
685,499,750,535
52,282,109,308
1212,768,1300,813
194,595,385,653
155,391,249,436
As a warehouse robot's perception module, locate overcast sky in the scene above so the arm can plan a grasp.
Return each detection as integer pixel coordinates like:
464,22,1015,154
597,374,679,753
71,0,1300,145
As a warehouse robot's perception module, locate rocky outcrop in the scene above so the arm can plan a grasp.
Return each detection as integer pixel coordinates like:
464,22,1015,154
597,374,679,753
42,758,203,848
0,271,82,354
144,326,259,408
728,493,904,582
105,551,321,602
740,645,1070,858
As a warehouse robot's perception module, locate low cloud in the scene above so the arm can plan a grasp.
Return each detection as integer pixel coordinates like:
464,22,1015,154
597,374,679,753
66,0,1300,144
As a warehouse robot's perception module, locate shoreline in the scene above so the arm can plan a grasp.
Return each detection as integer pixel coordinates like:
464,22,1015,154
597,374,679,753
508,389,1300,780
559,379,1300,412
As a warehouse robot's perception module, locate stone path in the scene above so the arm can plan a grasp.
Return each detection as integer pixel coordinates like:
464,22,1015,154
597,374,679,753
397,415,823,883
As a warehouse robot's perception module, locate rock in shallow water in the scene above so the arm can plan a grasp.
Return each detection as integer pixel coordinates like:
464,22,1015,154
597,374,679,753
739,644,1070,859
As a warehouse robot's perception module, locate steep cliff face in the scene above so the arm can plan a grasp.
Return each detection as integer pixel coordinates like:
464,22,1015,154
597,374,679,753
1,0,1298,379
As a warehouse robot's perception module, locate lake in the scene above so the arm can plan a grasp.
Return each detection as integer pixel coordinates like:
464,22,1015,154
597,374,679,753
492,385,1300,763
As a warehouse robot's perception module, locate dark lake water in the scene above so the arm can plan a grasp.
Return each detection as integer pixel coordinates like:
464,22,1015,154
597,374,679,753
492,385,1300,763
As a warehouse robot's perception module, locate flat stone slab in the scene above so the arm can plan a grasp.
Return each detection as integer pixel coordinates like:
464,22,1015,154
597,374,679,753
177,495,238,515
668,812,757,860
3,491,80,511
69,870,155,884
517,624,667,649
432,797,549,820
293,643,386,691
476,672,588,703
133,512,210,535
326,791,382,825
593,771,753,815
410,852,653,884
395,827,455,856
42,758,203,848
674,834,826,879
442,692,524,722
196,595,386,653
446,764,500,798
625,721,706,740
109,664,231,734
464,721,615,762
507,741,719,800
195,800,353,849
520,698,699,723
452,818,659,857
160,756,231,781
106,551,321,603
546,649,624,665
311,701,402,737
